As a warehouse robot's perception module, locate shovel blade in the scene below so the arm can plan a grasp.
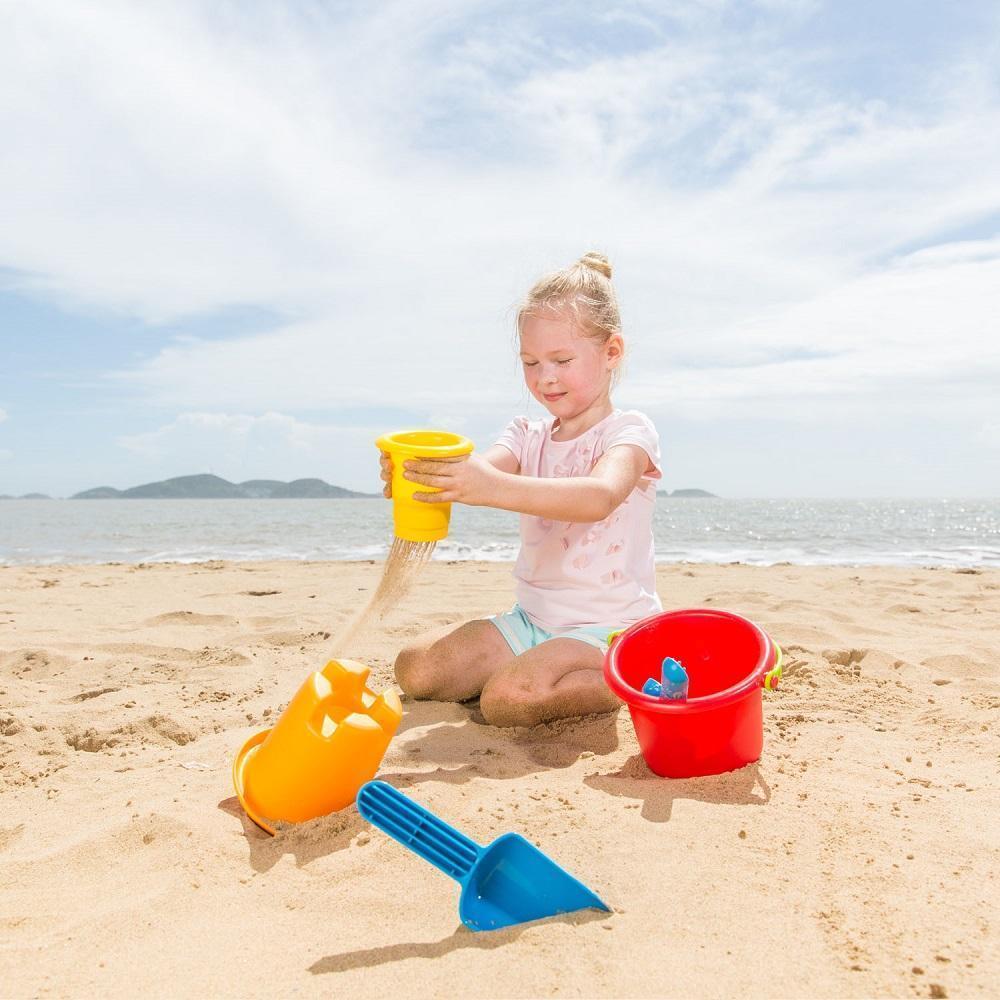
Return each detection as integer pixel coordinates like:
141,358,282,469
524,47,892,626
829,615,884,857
458,833,608,932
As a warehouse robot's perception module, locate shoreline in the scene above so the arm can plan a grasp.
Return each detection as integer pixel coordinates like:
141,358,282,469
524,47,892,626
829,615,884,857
3,496,997,571
1,560,998,997
2,556,997,571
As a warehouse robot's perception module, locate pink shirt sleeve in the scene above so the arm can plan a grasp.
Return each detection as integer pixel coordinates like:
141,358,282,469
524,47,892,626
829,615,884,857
600,411,663,482
494,416,530,464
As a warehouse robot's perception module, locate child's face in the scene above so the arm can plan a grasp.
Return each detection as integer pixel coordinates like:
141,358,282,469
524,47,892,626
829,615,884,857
519,310,621,419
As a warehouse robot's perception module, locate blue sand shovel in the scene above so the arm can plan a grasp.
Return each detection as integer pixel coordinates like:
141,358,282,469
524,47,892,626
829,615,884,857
356,780,609,931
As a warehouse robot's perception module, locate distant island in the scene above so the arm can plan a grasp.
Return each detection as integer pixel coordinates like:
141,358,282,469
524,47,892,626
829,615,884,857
1,475,715,500
70,474,378,500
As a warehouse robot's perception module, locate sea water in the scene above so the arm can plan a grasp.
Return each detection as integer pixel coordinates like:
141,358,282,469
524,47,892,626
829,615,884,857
0,497,997,567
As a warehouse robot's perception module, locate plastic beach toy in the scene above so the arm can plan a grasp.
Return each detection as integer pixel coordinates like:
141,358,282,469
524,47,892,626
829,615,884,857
641,658,689,700
376,430,474,542
659,657,689,700
357,780,610,931
233,659,402,835
641,678,663,698
604,609,782,779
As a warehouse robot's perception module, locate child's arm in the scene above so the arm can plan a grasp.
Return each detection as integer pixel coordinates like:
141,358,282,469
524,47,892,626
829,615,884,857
403,445,650,523
482,444,520,475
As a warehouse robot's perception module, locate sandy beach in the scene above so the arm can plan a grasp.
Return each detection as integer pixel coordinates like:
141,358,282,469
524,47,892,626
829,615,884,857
1,559,997,998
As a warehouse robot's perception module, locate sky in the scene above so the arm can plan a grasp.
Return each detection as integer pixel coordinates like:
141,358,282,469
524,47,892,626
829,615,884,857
1,0,998,499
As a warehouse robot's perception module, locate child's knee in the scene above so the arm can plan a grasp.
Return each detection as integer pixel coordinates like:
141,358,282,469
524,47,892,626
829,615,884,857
394,646,439,700
479,673,544,728
394,639,464,700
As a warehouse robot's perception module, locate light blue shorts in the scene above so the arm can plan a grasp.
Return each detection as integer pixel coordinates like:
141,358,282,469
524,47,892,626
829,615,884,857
487,604,619,656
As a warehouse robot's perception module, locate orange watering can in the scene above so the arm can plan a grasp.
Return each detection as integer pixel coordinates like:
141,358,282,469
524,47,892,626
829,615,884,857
233,658,402,835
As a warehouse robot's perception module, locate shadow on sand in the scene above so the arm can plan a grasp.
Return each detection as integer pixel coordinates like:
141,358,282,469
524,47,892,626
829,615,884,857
584,756,771,822
307,908,608,975
380,698,622,789
220,696,769,875
219,699,623,869
218,795,367,872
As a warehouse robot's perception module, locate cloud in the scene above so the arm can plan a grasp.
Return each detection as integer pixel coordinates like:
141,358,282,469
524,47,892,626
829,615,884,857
626,237,1000,416
1,2,998,448
980,421,1000,450
109,236,1000,431
3,4,998,306
117,411,387,489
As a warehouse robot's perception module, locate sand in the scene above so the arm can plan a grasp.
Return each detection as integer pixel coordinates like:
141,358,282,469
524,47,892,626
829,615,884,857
1,559,997,999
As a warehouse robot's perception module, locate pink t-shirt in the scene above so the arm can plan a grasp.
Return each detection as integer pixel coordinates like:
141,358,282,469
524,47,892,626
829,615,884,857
495,409,663,632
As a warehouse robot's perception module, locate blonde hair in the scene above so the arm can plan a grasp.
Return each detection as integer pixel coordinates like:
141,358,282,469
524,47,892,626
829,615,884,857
516,251,621,346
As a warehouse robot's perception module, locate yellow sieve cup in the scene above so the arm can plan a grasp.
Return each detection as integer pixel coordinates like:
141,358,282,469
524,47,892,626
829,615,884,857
376,430,474,542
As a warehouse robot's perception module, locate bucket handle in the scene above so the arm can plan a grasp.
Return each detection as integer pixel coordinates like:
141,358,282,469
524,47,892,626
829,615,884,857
763,642,783,691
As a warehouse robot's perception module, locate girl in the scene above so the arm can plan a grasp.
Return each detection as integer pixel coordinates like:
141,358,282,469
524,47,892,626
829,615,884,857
380,252,662,727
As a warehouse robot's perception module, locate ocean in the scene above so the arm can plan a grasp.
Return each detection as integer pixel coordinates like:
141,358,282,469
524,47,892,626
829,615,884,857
0,497,997,567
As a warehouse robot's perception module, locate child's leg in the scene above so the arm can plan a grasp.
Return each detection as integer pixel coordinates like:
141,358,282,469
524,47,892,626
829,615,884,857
394,619,514,703
478,638,620,728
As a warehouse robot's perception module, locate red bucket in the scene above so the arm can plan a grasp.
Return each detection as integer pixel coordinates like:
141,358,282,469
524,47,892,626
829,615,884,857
604,609,780,778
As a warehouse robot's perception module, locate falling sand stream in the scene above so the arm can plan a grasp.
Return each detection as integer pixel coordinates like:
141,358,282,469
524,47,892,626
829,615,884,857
331,537,437,655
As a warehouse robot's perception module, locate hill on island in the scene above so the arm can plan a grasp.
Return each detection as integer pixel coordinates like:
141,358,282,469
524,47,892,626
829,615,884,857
658,488,718,498
71,474,377,500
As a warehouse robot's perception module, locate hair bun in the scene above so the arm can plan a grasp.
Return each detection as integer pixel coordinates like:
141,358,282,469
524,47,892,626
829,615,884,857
578,251,612,279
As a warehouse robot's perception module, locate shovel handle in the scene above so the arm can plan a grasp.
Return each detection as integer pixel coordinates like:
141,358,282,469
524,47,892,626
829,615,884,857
357,781,480,883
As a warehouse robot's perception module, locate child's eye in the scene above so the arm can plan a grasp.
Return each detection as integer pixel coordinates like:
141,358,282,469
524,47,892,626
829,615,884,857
557,359,573,365
522,360,538,367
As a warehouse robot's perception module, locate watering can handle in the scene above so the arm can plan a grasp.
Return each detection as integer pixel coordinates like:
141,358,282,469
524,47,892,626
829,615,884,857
357,781,480,883
764,643,783,690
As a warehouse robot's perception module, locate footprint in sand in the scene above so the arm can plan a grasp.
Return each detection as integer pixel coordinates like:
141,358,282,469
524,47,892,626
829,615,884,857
63,714,199,753
0,824,25,852
0,712,25,737
195,647,250,667
259,630,330,648
0,649,71,679
920,653,988,681
147,611,237,627
67,687,121,703
822,648,868,680
822,648,868,667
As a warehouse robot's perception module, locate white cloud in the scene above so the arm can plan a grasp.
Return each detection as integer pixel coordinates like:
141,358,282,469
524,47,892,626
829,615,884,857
980,421,1000,450
109,236,1000,434
625,238,1000,416
1,2,998,470
117,411,386,490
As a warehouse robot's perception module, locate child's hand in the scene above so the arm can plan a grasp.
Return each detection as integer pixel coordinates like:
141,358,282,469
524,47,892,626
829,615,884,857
402,454,499,506
379,450,393,499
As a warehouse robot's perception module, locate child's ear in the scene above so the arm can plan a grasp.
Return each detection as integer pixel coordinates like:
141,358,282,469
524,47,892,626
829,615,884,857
606,333,624,368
